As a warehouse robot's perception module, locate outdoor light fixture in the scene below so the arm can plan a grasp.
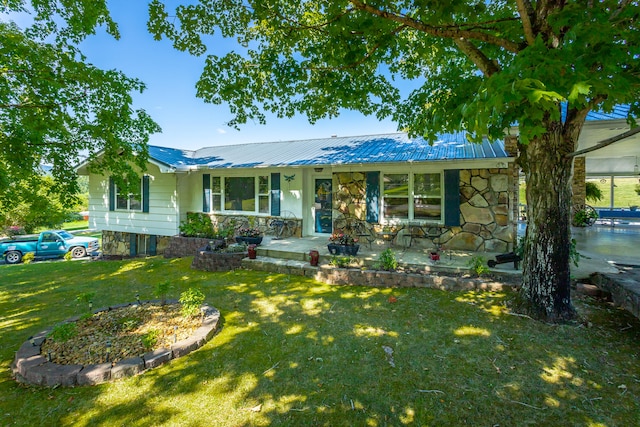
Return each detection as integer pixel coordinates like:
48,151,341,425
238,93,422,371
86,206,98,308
106,341,111,363
136,293,140,305
634,156,639,175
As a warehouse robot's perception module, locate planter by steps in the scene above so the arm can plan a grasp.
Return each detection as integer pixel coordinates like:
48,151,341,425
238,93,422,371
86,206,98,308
327,243,360,256
235,236,263,245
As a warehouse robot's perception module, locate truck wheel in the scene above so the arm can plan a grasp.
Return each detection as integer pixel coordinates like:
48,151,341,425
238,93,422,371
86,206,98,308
70,246,87,258
5,251,23,264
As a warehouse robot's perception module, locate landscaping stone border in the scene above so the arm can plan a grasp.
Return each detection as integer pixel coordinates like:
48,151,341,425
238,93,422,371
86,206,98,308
243,257,520,291
11,302,220,387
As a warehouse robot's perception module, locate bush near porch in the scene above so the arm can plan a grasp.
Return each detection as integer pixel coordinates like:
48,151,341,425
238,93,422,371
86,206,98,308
0,257,639,426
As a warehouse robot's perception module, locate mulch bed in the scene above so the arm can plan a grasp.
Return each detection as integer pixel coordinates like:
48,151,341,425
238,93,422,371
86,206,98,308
40,303,202,366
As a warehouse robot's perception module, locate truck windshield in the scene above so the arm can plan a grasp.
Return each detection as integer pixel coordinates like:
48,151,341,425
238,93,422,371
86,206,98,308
57,231,75,240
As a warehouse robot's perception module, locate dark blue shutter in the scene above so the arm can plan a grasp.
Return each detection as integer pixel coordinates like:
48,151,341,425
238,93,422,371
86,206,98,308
202,174,211,213
109,177,115,211
129,233,137,257
271,173,281,216
142,175,150,213
444,169,461,226
366,172,380,223
149,235,157,256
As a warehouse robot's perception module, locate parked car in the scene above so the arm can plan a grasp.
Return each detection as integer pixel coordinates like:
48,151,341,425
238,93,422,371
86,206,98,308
0,230,99,264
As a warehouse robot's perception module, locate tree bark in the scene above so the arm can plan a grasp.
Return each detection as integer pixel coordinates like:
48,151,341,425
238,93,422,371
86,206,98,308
519,125,577,321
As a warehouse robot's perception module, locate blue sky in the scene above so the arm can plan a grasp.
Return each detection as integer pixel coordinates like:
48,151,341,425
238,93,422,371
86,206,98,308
69,2,401,150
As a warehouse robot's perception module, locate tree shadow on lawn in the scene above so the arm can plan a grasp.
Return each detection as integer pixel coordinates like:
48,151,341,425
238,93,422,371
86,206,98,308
1,258,639,426
81,276,640,425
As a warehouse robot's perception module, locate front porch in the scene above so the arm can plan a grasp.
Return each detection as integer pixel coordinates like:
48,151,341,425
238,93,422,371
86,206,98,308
251,235,516,276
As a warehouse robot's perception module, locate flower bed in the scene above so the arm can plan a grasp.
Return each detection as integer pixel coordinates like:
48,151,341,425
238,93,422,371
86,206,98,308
12,302,220,387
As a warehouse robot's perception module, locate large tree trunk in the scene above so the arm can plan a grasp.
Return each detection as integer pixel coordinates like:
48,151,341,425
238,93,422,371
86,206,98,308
519,126,577,322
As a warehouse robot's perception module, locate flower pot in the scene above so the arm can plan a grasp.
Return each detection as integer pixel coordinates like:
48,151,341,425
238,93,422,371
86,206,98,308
235,236,263,245
327,243,360,256
247,244,257,259
309,250,320,266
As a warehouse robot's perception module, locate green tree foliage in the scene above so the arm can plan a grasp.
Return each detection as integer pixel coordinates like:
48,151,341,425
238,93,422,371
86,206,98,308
1,1,160,214
148,1,640,321
0,175,79,233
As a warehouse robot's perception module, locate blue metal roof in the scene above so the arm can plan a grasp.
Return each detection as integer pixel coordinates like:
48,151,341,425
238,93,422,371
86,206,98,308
148,132,510,171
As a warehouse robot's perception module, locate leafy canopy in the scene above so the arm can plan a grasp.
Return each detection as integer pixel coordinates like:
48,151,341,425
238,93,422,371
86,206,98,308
1,1,160,211
147,0,639,143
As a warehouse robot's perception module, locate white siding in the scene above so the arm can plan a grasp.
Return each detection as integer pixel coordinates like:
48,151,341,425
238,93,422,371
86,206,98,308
88,164,180,237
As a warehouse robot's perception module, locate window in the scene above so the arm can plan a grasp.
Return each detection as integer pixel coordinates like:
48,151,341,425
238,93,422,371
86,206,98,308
413,173,442,220
258,175,269,213
115,179,142,211
382,172,442,221
383,174,409,219
222,175,270,213
211,177,221,211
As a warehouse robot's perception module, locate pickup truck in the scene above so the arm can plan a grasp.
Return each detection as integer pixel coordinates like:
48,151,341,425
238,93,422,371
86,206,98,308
0,230,100,264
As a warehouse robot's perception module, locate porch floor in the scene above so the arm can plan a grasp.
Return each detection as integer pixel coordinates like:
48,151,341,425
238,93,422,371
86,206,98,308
254,235,518,277
253,222,639,280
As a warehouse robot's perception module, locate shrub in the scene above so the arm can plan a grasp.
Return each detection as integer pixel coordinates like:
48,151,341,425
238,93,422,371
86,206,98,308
375,248,398,271
142,329,160,350
155,280,171,305
180,288,205,318
179,213,216,238
467,256,490,277
49,322,78,342
329,255,354,268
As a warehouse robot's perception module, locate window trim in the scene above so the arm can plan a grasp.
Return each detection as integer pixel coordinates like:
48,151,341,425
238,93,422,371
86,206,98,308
208,174,271,214
114,177,144,212
381,171,443,223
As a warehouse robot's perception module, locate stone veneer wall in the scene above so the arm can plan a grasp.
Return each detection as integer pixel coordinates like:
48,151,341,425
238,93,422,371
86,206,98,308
456,169,513,252
206,214,302,238
334,172,367,218
572,157,586,207
332,169,515,253
102,231,170,257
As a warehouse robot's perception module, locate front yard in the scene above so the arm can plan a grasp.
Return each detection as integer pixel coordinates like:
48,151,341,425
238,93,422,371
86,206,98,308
0,257,638,426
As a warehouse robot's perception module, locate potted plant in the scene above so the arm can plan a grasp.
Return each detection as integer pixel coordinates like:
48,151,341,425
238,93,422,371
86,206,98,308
327,232,359,256
235,227,263,245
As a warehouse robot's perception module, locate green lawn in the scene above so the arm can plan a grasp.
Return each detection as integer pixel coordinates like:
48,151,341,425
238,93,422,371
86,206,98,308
520,177,640,208
1,257,639,426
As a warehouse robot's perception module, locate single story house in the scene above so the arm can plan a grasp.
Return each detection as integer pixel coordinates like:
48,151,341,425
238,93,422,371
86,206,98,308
77,132,519,257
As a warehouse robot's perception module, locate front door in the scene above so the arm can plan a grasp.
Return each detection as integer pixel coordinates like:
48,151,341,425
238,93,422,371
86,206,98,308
314,178,332,233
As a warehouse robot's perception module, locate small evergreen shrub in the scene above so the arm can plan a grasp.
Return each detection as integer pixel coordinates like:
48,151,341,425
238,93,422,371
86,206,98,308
22,252,35,264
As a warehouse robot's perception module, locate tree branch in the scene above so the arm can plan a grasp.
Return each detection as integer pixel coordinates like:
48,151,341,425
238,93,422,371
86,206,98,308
611,0,633,21
516,0,536,45
348,0,521,53
454,38,500,76
566,126,640,158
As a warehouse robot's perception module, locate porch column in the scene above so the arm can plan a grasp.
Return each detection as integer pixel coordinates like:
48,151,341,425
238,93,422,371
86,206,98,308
572,157,586,207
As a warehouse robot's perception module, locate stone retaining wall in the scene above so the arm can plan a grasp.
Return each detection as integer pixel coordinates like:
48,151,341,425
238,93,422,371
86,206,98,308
243,257,518,291
191,250,247,272
164,236,212,258
12,303,220,387
589,271,640,320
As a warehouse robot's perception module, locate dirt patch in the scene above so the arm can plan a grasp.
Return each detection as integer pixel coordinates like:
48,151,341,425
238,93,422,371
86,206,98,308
41,303,203,366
